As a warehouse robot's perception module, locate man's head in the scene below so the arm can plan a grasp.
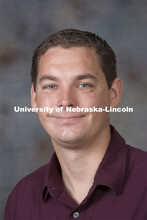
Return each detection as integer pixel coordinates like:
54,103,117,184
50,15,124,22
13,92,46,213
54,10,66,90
31,29,117,91
31,29,123,148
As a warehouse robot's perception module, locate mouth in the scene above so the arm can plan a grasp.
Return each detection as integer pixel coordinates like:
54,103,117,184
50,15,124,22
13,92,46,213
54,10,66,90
50,115,86,122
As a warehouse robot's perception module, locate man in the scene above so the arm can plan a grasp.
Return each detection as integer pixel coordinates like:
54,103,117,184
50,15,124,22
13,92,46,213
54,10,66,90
4,29,147,219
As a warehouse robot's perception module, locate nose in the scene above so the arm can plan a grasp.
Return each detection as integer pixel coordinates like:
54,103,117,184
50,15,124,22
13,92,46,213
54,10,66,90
56,87,77,109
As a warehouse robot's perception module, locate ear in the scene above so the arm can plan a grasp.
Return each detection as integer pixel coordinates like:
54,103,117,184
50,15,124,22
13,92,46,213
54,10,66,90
31,84,37,109
109,78,123,108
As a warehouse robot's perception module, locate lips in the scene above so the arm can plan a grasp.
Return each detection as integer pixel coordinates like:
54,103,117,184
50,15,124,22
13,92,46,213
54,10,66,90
50,113,86,118
50,114,86,122
52,115,85,119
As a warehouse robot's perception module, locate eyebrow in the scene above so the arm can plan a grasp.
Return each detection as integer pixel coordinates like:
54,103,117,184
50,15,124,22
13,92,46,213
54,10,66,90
39,75,59,83
75,74,97,81
39,73,98,84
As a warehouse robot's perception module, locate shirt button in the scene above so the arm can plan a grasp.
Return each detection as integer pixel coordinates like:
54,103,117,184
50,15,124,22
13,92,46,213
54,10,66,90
73,212,80,218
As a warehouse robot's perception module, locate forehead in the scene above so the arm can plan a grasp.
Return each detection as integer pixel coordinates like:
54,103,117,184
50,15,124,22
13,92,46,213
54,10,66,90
39,47,100,69
36,47,107,86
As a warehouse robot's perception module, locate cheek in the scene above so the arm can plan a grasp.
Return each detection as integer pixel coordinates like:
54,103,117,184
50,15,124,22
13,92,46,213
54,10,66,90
88,92,110,108
85,92,102,106
36,93,55,108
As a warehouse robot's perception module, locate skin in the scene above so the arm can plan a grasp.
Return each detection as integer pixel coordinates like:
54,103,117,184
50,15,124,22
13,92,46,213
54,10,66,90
31,47,123,204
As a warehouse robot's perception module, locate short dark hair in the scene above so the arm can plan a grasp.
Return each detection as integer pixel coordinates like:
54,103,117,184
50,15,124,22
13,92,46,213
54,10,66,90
31,29,117,91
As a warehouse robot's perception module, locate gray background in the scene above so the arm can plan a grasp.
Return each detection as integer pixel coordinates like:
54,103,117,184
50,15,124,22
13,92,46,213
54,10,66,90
0,0,147,219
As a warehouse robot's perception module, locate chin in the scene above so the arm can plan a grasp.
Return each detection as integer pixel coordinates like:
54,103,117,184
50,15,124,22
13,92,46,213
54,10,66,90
51,133,86,147
43,123,88,146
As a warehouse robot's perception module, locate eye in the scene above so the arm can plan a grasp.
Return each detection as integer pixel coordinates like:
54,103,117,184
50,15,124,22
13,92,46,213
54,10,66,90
43,84,57,89
78,83,93,88
79,83,88,88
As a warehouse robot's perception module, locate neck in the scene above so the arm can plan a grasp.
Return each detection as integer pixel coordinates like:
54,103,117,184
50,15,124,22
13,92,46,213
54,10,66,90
52,124,111,204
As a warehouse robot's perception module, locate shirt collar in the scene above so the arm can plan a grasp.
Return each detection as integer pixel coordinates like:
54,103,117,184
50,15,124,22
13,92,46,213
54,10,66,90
42,125,127,202
42,154,64,202
94,125,127,194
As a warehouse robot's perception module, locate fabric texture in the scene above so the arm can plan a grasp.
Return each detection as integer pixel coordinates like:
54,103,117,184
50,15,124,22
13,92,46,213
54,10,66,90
4,126,147,220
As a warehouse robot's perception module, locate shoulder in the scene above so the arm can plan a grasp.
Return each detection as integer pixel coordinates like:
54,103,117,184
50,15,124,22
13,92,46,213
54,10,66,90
8,163,49,200
127,145,147,166
126,145,147,185
18,163,49,187
4,163,49,219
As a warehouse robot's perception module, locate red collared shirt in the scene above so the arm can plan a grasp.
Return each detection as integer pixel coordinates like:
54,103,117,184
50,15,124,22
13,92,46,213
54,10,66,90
4,126,147,220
